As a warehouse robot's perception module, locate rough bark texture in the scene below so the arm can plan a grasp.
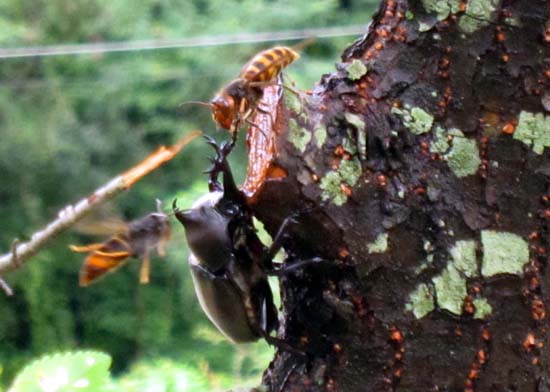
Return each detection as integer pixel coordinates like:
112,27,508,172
244,0,550,390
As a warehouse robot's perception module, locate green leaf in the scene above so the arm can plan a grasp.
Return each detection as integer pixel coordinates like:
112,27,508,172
9,351,112,392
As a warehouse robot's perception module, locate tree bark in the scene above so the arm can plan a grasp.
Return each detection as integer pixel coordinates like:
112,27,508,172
244,0,550,390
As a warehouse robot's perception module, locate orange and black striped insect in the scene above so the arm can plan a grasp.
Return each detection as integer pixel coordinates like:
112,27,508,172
185,46,300,143
70,209,171,287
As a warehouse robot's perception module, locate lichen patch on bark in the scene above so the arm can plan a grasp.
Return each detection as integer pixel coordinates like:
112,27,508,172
406,283,435,318
391,106,434,135
367,232,389,254
458,0,499,33
345,59,369,81
513,111,550,155
480,231,529,277
445,135,481,178
450,240,478,278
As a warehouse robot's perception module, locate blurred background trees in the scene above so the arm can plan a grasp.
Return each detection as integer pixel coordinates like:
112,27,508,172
0,0,376,389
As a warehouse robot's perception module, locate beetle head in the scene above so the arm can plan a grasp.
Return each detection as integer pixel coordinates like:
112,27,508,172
173,192,233,272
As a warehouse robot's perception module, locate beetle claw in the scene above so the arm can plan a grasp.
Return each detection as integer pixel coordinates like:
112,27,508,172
263,334,306,356
204,137,235,192
172,198,180,213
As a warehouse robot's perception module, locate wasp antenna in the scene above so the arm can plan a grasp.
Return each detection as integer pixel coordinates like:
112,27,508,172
180,101,213,109
291,37,316,52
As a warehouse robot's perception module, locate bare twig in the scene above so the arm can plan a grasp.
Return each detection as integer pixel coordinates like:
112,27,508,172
0,278,14,296
0,131,201,275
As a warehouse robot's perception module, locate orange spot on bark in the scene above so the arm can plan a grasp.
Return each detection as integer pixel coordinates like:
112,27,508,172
334,145,345,157
338,246,350,259
266,164,288,180
524,332,536,352
502,123,516,134
377,174,387,187
340,183,352,196
532,298,546,321
390,328,404,343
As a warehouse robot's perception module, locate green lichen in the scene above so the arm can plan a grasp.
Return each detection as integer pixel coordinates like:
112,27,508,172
368,232,388,254
459,0,499,33
513,111,550,155
481,231,529,277
405,10,415,20
283,81,302,114
406,283,435,319
319,158,362,206
450,240,478,277
430,126,451,154
422,0,461,20
345,113,368,161
345,112,365,130
288,118,311,153
446,136,481,177
473,297,492,319
341,113,367,160
448,128,464,137
314,124,327,148
414,260,430,274
345,59,368,81
342,132,358,155
339,158,362,187
418,21,434,32
391,106,434,135
504,15,522,27
320,171,347,206
432,265,467,315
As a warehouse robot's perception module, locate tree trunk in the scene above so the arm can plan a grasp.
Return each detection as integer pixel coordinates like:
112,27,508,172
243,0,550,390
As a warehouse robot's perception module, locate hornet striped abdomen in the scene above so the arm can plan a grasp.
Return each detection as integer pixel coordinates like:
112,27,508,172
209,46,300,142
240,46,300,82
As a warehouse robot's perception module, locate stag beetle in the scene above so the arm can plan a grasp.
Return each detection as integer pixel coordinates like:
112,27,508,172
173,137,318,350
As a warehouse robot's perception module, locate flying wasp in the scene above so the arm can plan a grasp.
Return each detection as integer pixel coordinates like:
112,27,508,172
185,46,300,144
70,205,171,287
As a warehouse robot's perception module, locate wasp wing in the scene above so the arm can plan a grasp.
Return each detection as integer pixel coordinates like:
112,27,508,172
77,237,132,287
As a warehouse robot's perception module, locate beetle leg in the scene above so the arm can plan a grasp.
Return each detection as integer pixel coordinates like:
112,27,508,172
205,139,241,201
203,136,235,192
263,212,303,265
191,263,224,281
262,333,306,356
267,257,327,276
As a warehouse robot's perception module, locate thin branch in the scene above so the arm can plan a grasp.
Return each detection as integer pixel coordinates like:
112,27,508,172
0,131,201,275
0,278,13,296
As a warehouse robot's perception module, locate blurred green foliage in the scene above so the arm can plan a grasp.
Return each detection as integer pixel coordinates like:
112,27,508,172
0,0,376,389
9,351,112,392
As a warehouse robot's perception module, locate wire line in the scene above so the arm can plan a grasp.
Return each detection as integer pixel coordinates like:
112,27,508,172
0,25,366,59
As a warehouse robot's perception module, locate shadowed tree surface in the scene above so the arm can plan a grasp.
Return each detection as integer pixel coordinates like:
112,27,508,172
244,0,550,390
